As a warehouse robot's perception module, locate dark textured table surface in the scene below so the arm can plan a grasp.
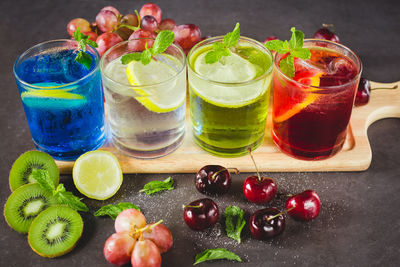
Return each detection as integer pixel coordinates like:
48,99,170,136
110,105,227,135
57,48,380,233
1,0,399,266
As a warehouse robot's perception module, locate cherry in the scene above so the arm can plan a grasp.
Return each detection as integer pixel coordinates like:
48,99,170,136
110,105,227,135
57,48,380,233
243,148,277,204
313,24,339,43
355,77,371,106
263,36,278,44
195,165,239,195
249,207,286,239
286,190,321,221
183,198,219,230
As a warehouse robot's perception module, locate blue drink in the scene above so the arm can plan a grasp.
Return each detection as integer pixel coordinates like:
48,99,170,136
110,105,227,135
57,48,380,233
14,40,105,160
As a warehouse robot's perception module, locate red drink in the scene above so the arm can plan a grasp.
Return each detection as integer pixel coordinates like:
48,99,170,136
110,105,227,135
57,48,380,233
272,40,362,160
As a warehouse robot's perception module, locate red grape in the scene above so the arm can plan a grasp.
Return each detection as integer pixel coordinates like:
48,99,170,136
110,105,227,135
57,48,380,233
173,24,201,50
84,31,98,42
67,18,91,37
104,232,136,266
131,239,162,267
139,3,162,24
114,209,147,233
100,5,121,17
128,30,157,52
96,10,118,33
141,15,158,32
159,19,176,31
142,223,173,253
96,32,123,56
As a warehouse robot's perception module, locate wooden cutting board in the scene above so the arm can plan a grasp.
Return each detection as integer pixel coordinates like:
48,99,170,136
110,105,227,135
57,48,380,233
57,81,400,174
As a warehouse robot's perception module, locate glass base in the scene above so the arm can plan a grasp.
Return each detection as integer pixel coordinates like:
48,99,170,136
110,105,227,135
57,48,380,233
33,133,106,161
193,134,264,157
113,133,185,159
272,130,344,160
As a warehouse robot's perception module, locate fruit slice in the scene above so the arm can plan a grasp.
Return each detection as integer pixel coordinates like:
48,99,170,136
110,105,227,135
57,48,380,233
28,205,83,258
274,71,323,123
4,183,57,233
21,89,86,109
126,55,185,113
72,151,122,200
9,150,59,191
21,90,83,99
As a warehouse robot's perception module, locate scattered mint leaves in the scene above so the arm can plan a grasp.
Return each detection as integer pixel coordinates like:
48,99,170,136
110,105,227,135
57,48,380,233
264,27,311,78
205,23,240,64
72,27,98,69
121,30,175,65
94,202,141,219
139,177,174,195
194,248,242,265
224,206,246,243
32,170,88,212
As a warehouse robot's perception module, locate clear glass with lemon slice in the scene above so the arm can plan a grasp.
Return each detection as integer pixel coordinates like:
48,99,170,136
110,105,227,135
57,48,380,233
272,39,362,160
188,36,273,157
13,40,105,160
101,39,186,158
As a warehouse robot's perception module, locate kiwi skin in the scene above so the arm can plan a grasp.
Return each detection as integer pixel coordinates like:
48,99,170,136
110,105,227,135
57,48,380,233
9,150,59,192
3,183,57,233
28,205,83,258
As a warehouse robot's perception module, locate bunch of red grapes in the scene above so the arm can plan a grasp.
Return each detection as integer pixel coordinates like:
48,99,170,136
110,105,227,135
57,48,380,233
66,3,202,56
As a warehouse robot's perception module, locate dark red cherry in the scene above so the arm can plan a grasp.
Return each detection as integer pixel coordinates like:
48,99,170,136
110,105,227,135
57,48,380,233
195,165,238,195
355,77,370,106
250,207,286,239
243,176,277,204
313,24,339,43
286,190,321,221
183,198,219,231
263,36,278,44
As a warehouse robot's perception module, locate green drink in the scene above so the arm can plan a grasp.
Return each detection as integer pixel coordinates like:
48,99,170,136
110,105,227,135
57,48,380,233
188,36,273,157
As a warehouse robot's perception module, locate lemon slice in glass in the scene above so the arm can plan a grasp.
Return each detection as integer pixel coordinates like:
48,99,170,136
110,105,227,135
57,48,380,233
126,57,184,113
72,151,122,200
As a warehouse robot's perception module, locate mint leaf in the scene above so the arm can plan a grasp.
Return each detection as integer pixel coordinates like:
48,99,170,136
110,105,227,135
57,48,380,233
139,177,174,195
121,30,175,65
223,23,240,48
265,40,288,54
205,23,240,64
75,51,92,70
280,55,295,78
31,169,55,192
194,248,242,265
289,27,304,49
224,206,246,243
94,202,141,219
291,47,311,59
72,27,97,69
152,30,174,54
54,184,89,212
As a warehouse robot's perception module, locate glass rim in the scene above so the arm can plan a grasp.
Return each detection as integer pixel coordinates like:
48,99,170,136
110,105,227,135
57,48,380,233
187,36,273,86
13,39,100,90
100,39,187,88
273,38,363,90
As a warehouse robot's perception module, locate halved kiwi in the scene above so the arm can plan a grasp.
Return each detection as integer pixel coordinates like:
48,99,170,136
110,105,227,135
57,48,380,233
28,205,83,258
3,183,57,233
9,150,59,191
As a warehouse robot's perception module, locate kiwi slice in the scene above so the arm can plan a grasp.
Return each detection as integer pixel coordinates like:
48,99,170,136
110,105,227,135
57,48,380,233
28,205,83,258
4,183,57,233
9,150,59,191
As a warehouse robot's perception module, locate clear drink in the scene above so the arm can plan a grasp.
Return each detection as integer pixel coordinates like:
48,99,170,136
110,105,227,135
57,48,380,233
100,40,186,158
188,36,273,157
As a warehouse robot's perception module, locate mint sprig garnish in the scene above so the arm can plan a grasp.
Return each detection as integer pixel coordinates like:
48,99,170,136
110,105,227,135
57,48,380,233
72,27,98,69
121,30,175,65
224,206,246,243
205,23,240,64
194,248,242,265
32,169,88,212
265,27,311,78
94,202,141,219
139,177,174,195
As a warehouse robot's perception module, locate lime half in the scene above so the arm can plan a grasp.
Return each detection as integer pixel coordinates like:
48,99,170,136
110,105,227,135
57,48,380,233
72,151,123,200
126,57,184,113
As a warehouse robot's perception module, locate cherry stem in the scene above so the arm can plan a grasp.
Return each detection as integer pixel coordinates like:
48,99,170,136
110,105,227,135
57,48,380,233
266,207,295,222
322,23,335,32
248,147,261,182
182,204,202,209
211,167,240,180
371,85,398,91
